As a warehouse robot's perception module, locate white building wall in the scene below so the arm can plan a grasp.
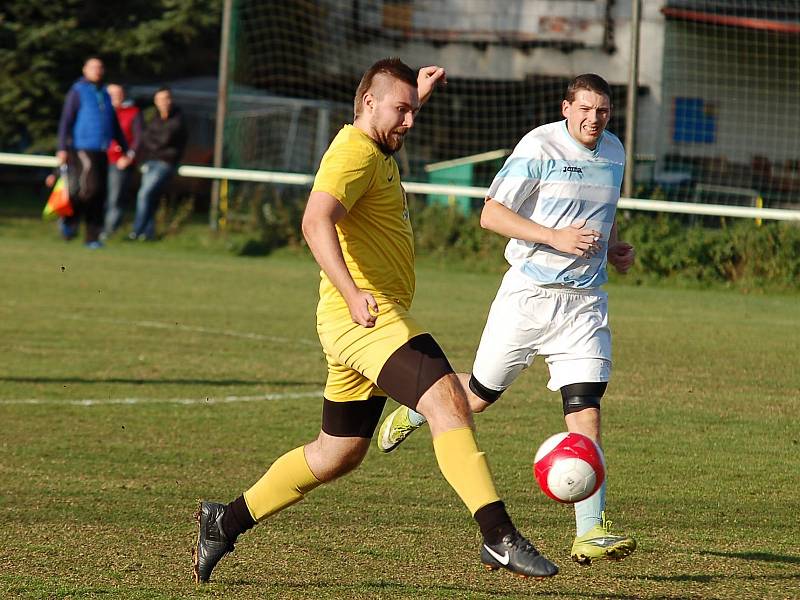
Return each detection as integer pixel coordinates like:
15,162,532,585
339,0,668,160
660,23,800,166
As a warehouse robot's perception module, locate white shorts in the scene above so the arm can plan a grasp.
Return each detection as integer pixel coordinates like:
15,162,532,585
472,268,611,393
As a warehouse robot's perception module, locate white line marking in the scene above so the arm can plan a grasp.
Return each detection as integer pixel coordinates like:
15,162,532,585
0,390,322,406
63,315,319,346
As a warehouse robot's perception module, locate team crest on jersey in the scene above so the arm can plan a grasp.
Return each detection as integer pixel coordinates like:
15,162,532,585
563,165,583,175
401,188,409,220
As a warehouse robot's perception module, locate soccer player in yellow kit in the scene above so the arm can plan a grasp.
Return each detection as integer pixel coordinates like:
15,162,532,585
193,58,558,583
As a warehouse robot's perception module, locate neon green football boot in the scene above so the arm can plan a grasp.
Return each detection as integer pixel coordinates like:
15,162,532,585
570,512,637,565
377,405,423,453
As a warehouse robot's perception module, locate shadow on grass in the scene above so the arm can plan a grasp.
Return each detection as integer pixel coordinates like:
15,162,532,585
218,579,685,600
632,572,800,584
624,550,800,586
0,376,316,387
699,550,800,564
636,574,714,583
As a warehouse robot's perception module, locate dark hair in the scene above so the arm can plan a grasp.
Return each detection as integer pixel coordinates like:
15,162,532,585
353,57,417,117
565,74,612,104
155,85,172,95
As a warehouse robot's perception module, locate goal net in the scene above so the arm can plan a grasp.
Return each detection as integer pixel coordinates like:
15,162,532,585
657,1,800,209
220,0,624,220
218,0,800,224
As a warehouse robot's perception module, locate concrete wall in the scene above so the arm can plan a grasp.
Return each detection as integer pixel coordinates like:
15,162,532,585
660,21,800,166
322,0,668,160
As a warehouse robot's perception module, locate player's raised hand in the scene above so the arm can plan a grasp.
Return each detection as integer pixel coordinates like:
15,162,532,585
345,290,380,328
417,66,446,105
550,219,602,258
608,241,635,273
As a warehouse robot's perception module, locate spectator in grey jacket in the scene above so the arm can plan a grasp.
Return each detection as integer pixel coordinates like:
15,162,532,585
129,87,187,241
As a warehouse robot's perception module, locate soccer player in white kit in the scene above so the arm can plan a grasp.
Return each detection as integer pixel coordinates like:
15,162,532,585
378,74,637,565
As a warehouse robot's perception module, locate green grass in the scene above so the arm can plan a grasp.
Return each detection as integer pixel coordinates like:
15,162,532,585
1,216,799,599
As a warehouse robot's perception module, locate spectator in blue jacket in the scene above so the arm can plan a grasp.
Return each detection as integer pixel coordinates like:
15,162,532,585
57,57,131,247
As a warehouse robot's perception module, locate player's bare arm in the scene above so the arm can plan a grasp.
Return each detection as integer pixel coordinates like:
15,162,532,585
301,191,379,327
607,220,635,273
417,65,446,106
481,198,601,258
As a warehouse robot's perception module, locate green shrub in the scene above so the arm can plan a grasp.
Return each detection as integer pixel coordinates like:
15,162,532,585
409,200,508,271
619,213,800,290
238,190,800,291
223,184,306,256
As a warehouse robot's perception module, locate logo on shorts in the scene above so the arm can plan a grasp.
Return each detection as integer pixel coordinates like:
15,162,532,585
563,165,583,175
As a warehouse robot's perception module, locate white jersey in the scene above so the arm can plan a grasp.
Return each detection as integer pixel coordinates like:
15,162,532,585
487,120,625,289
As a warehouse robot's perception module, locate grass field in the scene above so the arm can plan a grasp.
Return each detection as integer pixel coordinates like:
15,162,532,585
1,215,799,599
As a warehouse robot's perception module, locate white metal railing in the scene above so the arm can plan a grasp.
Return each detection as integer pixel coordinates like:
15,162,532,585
2,152,799,221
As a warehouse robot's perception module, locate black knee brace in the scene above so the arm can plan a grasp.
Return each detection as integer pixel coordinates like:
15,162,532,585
468,374,504,404
560,382,607,416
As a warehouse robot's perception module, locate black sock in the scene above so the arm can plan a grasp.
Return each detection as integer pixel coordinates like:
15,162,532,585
474,500,515,545
221,495,256,542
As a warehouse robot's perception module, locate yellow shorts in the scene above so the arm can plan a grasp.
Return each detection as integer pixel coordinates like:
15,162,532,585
316,297,426,402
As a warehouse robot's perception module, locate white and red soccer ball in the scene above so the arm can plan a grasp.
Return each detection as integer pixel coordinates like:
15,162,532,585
533,432,605,504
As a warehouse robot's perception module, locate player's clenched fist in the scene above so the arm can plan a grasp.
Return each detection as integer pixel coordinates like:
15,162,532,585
417,66,447,104
608,241,635,273
549,219,602,258
345,290,379,328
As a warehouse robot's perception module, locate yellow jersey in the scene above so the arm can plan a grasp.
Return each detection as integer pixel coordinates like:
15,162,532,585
312,125,415,311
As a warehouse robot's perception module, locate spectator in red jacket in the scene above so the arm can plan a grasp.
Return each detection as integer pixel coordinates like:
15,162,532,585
104,84,143,237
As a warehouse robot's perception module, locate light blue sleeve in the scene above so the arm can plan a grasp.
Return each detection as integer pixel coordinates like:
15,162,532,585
487,154,543,213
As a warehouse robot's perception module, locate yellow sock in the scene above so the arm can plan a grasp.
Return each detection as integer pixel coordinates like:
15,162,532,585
243,446,322,521
432,427,500,515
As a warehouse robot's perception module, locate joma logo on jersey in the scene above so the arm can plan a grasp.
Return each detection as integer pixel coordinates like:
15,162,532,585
563,166,583,174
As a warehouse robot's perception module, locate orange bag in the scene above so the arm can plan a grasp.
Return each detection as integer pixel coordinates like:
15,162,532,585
43,167,73,219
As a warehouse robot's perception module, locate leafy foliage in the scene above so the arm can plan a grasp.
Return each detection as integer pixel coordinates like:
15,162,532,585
621,213,800,290
240,194,800,290
0,0,221,152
